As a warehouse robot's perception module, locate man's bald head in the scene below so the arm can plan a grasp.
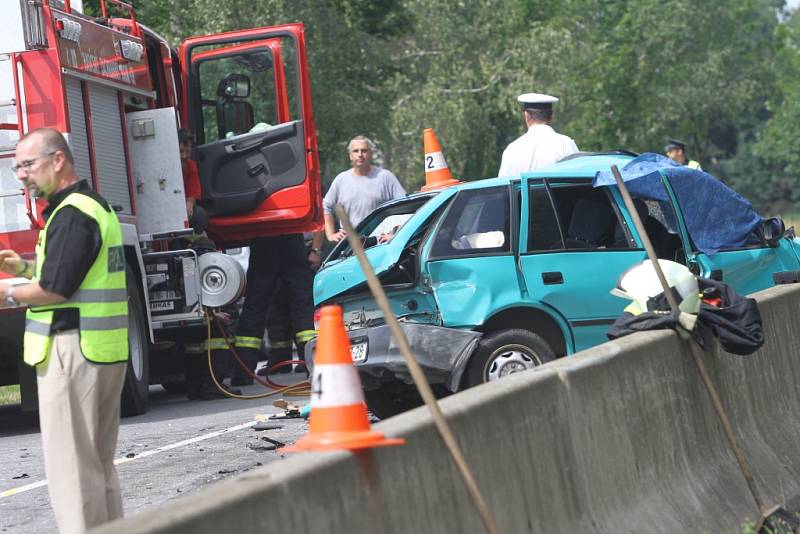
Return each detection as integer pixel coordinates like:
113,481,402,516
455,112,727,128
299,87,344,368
19,128,75,166
15,128,79,199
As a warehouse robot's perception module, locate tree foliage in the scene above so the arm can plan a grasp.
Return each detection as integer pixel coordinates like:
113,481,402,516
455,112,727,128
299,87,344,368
85,0,799,210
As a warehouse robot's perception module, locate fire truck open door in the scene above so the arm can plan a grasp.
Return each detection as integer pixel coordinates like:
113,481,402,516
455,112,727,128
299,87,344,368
180,24,321,243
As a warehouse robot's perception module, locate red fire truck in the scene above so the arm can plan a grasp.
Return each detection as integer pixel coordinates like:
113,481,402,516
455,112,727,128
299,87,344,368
0,0,322,414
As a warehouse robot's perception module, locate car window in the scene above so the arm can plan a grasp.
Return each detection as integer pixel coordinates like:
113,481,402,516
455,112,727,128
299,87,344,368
528,182,632,251
325,194,436,262
528,185,563,251
430,186,510,258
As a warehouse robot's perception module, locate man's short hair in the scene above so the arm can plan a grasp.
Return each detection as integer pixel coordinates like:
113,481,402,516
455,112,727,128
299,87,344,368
664,138,687,153
525,108,553,123
20,127,74,165
178,128,195,146
348,135,377,153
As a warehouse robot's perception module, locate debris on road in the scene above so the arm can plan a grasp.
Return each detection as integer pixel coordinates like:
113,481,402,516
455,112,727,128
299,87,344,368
253,422,284,432
246,442,277,452
260,436,286,449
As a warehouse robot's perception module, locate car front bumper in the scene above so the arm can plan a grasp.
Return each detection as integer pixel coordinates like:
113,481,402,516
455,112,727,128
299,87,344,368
304,323,482,392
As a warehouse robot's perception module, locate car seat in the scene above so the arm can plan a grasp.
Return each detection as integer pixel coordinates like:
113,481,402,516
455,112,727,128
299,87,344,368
567,191,617,248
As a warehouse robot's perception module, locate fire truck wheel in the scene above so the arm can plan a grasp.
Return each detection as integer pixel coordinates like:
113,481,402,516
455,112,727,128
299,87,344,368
121,268,150,416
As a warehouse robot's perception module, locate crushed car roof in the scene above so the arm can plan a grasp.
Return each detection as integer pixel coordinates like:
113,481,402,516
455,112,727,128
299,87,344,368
595,152,762,254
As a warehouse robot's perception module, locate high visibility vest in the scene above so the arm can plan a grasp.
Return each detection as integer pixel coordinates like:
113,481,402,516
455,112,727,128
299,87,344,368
687,160,702,170
24,192,128,366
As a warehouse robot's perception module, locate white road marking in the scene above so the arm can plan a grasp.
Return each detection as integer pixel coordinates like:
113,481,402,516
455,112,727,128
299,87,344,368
0,420,257,499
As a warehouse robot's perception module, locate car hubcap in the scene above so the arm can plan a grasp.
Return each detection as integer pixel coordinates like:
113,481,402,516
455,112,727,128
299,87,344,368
485,344,542,382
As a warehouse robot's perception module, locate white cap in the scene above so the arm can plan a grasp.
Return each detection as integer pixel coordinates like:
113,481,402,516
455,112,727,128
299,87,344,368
517,93,559,109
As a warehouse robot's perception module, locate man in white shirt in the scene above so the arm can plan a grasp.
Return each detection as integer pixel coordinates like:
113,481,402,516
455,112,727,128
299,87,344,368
323,136,406,241
498,93,579,176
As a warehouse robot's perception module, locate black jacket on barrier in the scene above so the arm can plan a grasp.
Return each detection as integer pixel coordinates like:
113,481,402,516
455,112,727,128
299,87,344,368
607,278,764,356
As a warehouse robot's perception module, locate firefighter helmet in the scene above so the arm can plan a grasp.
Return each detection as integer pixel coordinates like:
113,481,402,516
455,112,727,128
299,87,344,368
611,259,700,314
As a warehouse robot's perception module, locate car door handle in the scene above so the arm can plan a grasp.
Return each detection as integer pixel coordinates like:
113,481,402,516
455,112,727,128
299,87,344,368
225,137,265,154
541,271,563,285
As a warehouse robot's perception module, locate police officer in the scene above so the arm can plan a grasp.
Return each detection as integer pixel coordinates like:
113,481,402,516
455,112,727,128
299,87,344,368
664,138,702,170
231,232,318,385
0,128,128,533
498,93,579,176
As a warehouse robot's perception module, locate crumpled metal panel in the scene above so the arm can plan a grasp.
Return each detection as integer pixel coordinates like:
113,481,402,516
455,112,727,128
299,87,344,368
304,322,481,392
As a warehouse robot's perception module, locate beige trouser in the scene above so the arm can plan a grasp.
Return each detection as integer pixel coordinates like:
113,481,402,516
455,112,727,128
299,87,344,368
36,330,128,534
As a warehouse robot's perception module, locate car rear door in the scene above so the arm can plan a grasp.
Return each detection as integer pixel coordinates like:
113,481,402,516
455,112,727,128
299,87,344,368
179,24,321,242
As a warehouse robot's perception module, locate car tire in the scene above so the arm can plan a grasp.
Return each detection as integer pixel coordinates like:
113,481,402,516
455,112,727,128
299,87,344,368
121,268,150,416
464,329,555,388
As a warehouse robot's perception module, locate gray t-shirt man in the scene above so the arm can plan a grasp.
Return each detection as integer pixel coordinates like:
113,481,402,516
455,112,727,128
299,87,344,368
323,166,406,228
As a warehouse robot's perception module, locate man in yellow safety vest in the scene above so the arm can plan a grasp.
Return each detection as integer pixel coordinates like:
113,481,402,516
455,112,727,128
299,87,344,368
0,128,128,533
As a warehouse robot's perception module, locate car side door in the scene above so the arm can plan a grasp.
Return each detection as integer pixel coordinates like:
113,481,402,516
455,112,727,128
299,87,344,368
518,178,647,352
422,185,520,328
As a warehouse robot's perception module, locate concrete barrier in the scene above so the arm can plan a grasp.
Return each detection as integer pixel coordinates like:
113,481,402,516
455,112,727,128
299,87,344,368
91,285,800,534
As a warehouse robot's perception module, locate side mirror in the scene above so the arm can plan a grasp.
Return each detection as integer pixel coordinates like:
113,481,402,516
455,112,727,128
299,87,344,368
761,217,785,248
219,73,250,98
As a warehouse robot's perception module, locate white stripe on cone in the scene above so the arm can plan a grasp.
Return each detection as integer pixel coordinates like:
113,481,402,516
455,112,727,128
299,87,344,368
311,363,365,408
424,151,448,172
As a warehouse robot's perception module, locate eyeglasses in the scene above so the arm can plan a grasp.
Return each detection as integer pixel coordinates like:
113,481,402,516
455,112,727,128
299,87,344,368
12,151,56,173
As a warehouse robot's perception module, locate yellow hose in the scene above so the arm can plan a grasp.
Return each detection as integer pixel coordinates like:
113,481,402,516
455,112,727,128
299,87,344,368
206,310,311,400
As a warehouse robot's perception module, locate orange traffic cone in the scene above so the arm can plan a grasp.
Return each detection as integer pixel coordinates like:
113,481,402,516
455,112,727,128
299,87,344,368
286,305,405,452
421,128,460,191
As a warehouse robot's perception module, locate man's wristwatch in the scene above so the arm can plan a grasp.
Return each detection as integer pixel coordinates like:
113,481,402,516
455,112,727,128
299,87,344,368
310,247,323,256
6,285,19,308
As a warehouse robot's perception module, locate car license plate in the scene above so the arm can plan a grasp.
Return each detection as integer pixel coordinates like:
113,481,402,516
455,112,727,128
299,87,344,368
350,341,368,363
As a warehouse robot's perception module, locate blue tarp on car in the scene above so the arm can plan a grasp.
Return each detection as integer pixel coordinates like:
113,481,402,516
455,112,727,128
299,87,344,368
594,153,762,255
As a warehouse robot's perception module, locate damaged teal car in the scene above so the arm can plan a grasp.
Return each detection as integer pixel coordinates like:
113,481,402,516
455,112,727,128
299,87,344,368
308,152,800,418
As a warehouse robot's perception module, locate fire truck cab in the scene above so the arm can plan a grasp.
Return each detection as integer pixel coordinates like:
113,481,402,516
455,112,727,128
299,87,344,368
0,0,322,415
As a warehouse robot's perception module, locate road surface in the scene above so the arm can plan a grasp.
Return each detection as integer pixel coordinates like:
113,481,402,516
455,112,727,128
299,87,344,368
0,377,311,534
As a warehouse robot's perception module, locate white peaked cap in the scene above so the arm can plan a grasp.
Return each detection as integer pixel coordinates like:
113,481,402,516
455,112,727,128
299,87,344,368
517,93,560,107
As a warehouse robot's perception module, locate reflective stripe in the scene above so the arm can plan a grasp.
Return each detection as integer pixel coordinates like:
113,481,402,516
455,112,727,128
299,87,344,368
80,315,128,331
235,336,262,349
270,340,293,349
295,330,317,343
185,338,232,354
209,338,229,350
25,318,51,336
311,364,365,407
68,288,128,303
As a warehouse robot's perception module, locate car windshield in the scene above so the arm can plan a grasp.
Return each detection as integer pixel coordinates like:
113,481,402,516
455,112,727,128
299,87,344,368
326,193,437,262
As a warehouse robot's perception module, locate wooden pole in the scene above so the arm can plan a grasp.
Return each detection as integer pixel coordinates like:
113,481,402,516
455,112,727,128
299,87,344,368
610,165,767,517
335,205,500,534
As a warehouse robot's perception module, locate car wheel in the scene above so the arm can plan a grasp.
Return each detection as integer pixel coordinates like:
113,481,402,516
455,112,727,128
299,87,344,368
121,268,150,416
464,329,555,388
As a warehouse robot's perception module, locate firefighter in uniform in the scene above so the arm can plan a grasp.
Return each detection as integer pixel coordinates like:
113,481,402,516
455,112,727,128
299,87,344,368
230,232,320,385
0,128,128,533
664,138,702,170
255,232,321,376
